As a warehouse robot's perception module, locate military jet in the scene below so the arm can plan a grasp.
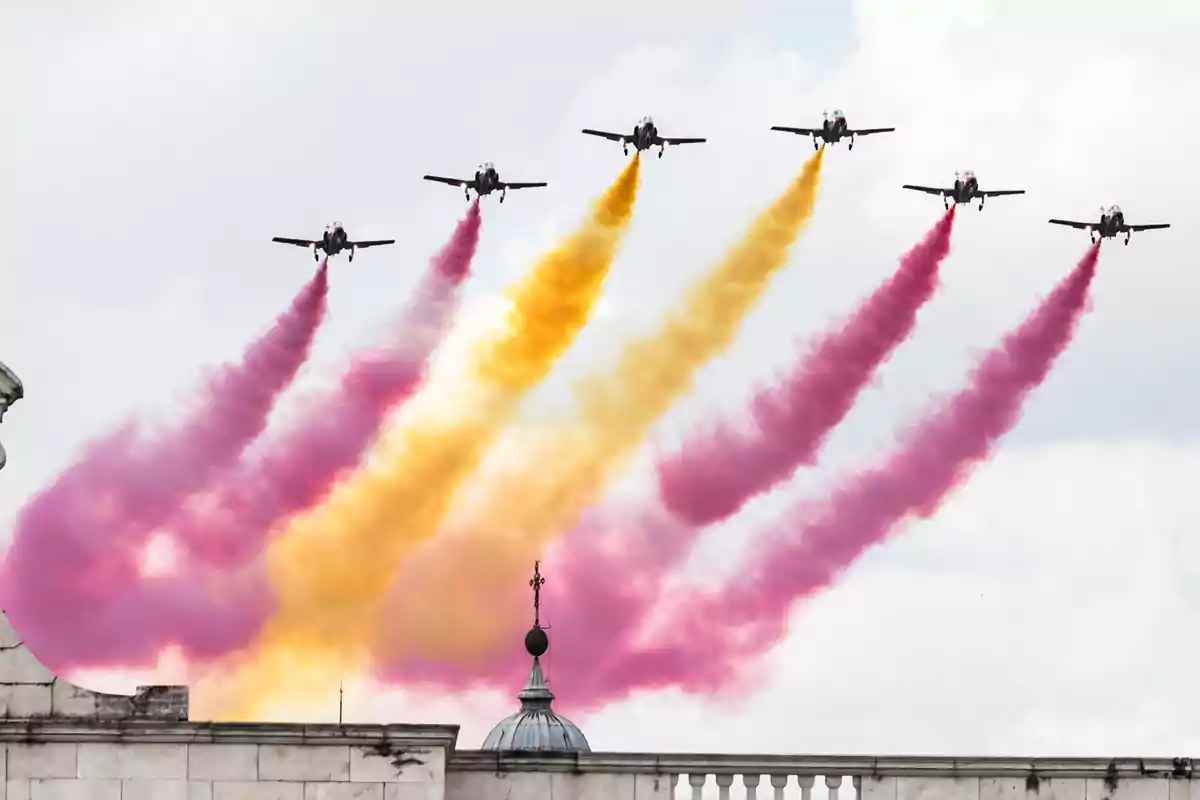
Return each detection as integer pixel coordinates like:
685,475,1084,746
581,116,706,158
422,162,547,203
1048,205,1170,246
902,171,1025,211
770,109,895,150
271,222,395,262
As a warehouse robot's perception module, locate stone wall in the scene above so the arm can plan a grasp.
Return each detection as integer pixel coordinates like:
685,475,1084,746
0,608,188,721
0,609,460,800
0,730,456,800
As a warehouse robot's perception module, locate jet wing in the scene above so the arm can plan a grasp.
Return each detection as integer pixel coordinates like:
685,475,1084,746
847,127,895,136
349,239,396,249
272,237,320,247
770,126,822,135
581,129,628,142
1126,223,1170,232
423,175,469,187
658,136,706,146
979,189,1025,197
499,181,548,190
901,185,950,196
1048,219,1094,230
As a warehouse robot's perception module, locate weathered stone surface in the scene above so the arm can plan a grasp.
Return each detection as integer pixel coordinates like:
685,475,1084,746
78,743,188,780
0,684,52,718
0,645,54,684
258,746,350,783
351,746,437,783
188,744,259,781
7,743,78,780
120,779,191,800
50,682,96,718
304,785,384,800
211,782,304,800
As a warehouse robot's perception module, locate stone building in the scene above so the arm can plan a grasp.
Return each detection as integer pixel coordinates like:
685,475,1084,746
1,604,1195,800
0,359,23,473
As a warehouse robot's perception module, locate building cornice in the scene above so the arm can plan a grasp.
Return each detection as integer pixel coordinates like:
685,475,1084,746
0,719,460,749
448,751,1197,779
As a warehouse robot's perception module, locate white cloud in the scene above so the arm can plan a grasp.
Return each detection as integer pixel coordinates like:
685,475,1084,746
5,0,1200,759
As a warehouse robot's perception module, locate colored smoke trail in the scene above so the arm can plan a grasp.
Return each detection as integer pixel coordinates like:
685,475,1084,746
0,266,330,670
659,207,956,525
172,202,482,569
378,206,951,687
549,243,1102,709
200,159,642,721
373,149,826,667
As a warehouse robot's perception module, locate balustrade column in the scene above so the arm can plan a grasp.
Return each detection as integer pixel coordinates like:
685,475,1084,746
797,775,815,800
827,774,844,800
690,773,707,800
744,774,761,800
770,775,789,800
716,774,735,800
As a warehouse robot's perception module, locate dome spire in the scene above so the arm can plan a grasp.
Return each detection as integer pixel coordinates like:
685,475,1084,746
480,561,591,753
518,560,553,708
523,559,550,662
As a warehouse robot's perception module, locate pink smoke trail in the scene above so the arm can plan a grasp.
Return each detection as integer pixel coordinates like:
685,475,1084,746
382,244,1101,711
0,265,330,670
377,212,957,690
659,208,956,525
550,243,1102,710
172,201,482,568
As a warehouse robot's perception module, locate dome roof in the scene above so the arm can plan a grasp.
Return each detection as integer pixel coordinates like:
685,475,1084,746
482,561,590,753
480,656,591,754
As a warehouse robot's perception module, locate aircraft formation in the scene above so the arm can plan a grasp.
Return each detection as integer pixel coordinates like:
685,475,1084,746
271,109,1170,259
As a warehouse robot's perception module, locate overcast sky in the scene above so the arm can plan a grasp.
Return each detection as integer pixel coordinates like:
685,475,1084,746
5,0,1200,759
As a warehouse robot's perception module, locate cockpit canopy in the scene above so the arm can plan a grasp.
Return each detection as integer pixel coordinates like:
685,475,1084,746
1106,204,1123,216
480,161,495,172
959,170,976,182
330,220,344,231
830,108,845,119
638,115,654,127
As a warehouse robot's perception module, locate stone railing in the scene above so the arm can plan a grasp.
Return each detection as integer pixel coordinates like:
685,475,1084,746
447,752,1197,800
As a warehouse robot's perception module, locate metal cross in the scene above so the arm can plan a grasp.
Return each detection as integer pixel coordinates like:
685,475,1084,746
529,561,545,628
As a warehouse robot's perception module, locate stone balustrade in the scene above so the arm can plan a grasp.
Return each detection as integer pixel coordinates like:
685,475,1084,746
446,752,1197,800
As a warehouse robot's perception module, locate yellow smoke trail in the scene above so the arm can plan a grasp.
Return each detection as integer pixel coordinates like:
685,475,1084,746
375,148,826,665
197,157,642,720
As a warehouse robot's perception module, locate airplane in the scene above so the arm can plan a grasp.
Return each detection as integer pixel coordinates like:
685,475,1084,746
1048,205,1170,246
422,162,547,203
901,171,1025,211
271,222,395,262
581,116,706,158
770,109,895,150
